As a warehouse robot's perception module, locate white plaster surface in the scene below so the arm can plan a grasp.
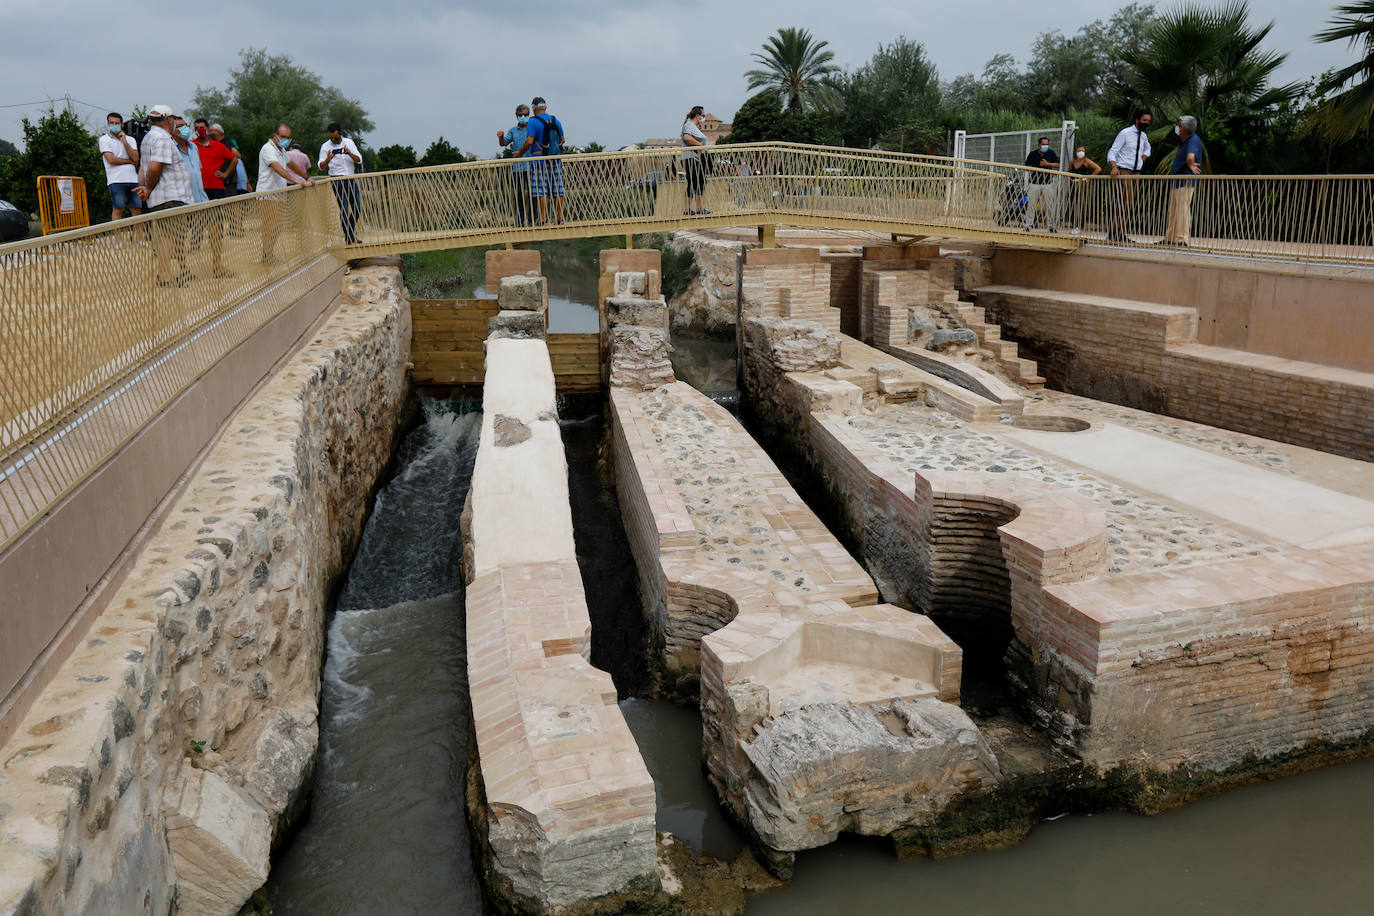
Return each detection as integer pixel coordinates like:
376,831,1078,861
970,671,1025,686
1001,422,1374,550
468,339,577,577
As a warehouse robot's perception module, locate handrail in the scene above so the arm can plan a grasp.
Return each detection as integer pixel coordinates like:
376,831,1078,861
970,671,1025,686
3,141,1374,554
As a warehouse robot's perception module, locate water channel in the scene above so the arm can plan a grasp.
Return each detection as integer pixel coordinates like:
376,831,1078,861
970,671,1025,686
266,256,1374,914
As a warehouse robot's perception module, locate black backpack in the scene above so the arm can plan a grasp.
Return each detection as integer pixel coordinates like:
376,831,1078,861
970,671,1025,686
535,114,563,156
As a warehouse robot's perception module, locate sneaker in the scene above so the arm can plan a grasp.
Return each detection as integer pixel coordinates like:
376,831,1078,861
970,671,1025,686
698,209,711,215
1070,228,1082,236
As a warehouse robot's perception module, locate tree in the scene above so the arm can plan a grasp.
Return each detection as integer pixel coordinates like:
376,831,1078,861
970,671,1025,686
191,48,373,179
2,110,109,219
372,144,418,171
834,38,942,149
1112,1,1300,172
719,91,841,145
0,138,18,159
745,27,839,113
418,136,471,167
1309,1,1374,142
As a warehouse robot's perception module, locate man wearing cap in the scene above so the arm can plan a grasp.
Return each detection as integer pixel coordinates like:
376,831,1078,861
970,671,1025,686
518,96,566,225
135,105,196,286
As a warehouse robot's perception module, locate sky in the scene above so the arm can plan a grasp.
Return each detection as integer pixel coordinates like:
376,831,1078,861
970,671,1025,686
0,0,1354,159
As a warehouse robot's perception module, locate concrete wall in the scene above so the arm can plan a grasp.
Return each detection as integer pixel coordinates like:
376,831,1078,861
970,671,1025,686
990,247,1374,373
0,257,343,748
0,263,411,915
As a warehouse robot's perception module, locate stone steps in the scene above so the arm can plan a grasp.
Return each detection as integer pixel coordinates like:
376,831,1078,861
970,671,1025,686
953,302,1046,389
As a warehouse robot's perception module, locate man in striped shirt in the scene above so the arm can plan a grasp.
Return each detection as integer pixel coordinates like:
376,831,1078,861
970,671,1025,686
1105,109,1153,243
135,105,196,286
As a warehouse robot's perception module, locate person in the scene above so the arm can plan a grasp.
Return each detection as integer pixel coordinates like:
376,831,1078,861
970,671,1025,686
170,118,208,204
98,112,141,219
1162,115,1204,247
287,143,311,182
173,117,234,277
1106,109,1153,242
134,105,196,286
1022,137,1060,231
680,105,711,216
193,118,239,202
257,122,314,262
1065,143,1102,234
497,104,533,226
518,97,565,225
318,122,364,244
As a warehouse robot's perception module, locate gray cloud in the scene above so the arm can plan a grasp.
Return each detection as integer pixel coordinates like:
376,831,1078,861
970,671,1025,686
0,0,1351,161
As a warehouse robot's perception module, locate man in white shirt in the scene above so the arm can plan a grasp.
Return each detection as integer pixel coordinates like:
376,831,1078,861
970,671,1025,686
318,122,363,244
256,122,314,262
1105,109,1153,243
98,112,141,219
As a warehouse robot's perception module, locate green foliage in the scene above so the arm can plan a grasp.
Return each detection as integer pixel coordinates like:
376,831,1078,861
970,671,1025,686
190,48,373,180
721,91,841,145
1024,4,1158,112
564,141,606,154
188,739,206,756
1309,1,1374,142
0,138,18,159
418,136,472,167
832,38,943,151
1,110,109,219
373,144,418,171
402,246,491,298
745,27,840,113
636,234,699,302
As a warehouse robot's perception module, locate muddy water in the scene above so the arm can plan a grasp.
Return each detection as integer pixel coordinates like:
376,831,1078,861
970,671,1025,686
266,403,484,914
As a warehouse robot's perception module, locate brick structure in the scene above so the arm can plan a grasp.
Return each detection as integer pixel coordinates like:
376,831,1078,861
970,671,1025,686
739,248,840,333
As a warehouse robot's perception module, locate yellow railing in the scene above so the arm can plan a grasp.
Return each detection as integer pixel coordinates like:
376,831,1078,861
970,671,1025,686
3,141,1374,553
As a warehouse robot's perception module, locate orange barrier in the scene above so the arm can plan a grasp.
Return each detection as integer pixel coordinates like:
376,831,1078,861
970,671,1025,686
36,175,90,235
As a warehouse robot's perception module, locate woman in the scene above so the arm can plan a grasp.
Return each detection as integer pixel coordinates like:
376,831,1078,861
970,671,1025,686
1066,143,1102,234
680,105,710,216
287,142,312,182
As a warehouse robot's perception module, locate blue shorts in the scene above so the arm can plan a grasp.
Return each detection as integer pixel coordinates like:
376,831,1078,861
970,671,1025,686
529,159,564,197
109,182,141,210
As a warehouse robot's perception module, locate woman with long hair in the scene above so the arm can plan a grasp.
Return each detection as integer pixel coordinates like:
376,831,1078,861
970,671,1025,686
680,105,710,215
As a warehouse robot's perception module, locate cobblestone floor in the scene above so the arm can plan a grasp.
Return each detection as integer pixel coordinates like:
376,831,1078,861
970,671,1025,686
642,386,818,592
1026,389,1298,477
853,404,1281,575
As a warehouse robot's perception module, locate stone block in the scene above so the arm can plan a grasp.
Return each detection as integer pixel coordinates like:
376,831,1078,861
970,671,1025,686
485,249,541,293
608,326,675,390
498,275,546,312
489,310,546,340
606,295,669,333
927,328,979,351
165,766,271,916
744,317,841,373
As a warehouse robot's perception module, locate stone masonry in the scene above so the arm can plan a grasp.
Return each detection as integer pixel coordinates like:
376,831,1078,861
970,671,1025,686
0,261,410,915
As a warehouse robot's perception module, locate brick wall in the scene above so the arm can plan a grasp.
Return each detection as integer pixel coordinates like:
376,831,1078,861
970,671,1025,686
739,248,839,332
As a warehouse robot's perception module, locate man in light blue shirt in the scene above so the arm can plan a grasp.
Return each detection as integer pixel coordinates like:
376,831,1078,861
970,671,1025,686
497,103,533,226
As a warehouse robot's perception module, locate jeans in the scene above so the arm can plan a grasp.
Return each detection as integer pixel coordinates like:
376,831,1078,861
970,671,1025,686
511,169,532,226
332,178,361,244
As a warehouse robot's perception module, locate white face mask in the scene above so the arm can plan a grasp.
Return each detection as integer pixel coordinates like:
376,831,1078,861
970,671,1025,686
1076,151,1086,159
1174,124,1182,136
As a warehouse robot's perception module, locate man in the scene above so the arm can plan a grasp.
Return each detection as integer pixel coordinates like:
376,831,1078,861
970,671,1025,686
135,105,196,286
193,118,239,202
1162,115,1204,247
257,122,314,262
1022,137,1060,232
1106,109,1153,242
518,97,566,225
318,122,364,244
98,112,141,219
497,104,533,226
174,117,233,278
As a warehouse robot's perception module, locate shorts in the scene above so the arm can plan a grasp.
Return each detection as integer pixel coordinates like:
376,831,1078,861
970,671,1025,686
529,159,564,197
205,187,228,200
109,182,141,210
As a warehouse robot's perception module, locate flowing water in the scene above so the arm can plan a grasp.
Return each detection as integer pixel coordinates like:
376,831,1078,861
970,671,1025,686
266,403,484,915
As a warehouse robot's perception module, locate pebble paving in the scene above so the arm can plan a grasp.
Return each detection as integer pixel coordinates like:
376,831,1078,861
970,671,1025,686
853,404,1280,575
642,386,817,592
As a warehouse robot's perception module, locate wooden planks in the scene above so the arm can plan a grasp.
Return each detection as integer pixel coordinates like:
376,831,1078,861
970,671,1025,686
411,298,498,385
548,334,600,392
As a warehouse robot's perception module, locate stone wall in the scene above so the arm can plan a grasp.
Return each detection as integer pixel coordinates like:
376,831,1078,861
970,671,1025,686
664,231,742,337
0,262,411,915
976,286,1374,460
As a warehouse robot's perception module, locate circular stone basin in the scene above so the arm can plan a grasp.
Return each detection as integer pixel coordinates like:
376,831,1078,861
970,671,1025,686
1008,415,1091,433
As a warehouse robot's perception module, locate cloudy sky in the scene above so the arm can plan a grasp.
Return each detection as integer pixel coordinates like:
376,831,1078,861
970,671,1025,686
1,0,1353,158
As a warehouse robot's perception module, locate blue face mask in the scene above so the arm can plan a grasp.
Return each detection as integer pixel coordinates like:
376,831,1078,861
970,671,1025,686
1040,144,1049,153
279,138,291,150
517,115,529,126
178,126,192,140
107,123,122,135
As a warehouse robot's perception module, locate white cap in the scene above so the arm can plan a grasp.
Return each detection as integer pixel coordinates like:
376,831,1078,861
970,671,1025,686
149,104,175,119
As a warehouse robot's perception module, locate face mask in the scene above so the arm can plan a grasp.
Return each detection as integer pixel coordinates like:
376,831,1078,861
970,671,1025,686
1040,144,1049,153
1174,124,1182,136
278,138,291,150
1139,122,1150,131
195,127,208,138
107,124,122,134
177,126,192,140
517,115,529,126
1076,151,1086,159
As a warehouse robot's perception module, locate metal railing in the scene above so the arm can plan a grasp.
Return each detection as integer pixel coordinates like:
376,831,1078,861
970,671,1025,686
3,140,1374,553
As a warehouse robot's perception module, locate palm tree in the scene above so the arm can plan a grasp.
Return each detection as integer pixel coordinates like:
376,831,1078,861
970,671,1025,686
1310,1,1374,142
1113,1,1300,168
745,27,839,114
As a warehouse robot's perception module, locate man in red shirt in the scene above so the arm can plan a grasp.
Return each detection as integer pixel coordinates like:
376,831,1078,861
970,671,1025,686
192,118,240,200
